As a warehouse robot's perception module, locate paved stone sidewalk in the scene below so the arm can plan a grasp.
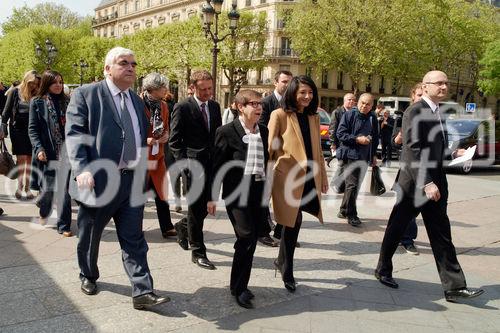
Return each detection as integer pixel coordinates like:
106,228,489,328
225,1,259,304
0,163,499,332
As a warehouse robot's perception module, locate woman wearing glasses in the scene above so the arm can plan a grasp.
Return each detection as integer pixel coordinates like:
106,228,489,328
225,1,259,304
268,75,328,292
208,89,268,309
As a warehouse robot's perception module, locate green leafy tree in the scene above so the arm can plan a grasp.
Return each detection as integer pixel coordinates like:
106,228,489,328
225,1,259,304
218,11,268,101
286,0,498,95
1,3,83,35
478,39,500,97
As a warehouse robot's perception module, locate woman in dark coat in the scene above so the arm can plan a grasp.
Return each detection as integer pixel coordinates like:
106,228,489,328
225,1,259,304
2,70,40,200
207,89,269,309
28,70,72,235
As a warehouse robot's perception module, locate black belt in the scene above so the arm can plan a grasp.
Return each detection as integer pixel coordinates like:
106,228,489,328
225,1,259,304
120,168,134,175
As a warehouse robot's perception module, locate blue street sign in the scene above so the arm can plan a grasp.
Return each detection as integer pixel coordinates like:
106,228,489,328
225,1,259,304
465,103,476,113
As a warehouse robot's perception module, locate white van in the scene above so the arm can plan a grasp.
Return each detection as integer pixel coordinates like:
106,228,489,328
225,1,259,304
377,96,411,116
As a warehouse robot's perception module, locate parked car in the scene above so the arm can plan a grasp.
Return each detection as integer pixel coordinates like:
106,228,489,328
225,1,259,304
318,108,332,158
445,118,500,173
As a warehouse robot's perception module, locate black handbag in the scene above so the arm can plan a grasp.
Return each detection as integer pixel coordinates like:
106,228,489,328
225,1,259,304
370,165,386,196
0,139,16,179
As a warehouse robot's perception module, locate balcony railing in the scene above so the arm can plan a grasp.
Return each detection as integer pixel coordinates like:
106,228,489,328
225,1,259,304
265,47,299,58
92,12,119,26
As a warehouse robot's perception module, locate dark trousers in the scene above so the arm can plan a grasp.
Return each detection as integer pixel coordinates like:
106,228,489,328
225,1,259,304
277,212,303,282
376,192,466,291
340,159,368,218
175,170,209,258
38,169,72,232
331,158,346,192
77,171,153,297
381,137,392,163
400,217,418,246
165,145,185,201
226,179,265,295
149,179,174,233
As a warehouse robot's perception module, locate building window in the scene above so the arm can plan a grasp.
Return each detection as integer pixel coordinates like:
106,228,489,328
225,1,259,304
280,37,291,56
337,71,344,90
365,74,372,92
146,0,151,8
305,66,312,78
379,76,385,94
322,69,329,89
145,19,153,28
160,0,164,3
261,0,266,3
135,0,140,11
187,9,196,17
133,22,140,30
279,64,291,72
110,26,115,37
158,16,165,24
171,13,180,21
246,0,252,6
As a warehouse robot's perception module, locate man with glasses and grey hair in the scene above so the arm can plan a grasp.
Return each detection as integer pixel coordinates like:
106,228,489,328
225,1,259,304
66,47,170,310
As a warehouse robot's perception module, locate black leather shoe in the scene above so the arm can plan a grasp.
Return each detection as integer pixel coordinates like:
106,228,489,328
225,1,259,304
133,292,171,310
374,271,398,289
348,216,362,226
444,288,484,302
81,278,97,295
174,223,189,250
235,292,254,309
192,256,216,270
284,281,296,292
231,289,255,300
258,235,279,247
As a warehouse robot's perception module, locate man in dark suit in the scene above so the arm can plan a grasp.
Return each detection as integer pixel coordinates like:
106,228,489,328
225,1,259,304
65,47,169,310
327,93,356,189
257,70,292,246
169,70,222,270
258,70,292,127
375,70,484,302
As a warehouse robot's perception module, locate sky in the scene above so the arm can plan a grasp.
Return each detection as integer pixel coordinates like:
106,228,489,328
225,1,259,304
0,0,100,26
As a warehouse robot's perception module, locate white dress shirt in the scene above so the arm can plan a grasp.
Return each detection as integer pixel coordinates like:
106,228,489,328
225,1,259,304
106,77,142,169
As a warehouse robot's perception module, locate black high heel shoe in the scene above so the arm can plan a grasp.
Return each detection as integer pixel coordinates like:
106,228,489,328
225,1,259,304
284,281,296,292
273,259,281,278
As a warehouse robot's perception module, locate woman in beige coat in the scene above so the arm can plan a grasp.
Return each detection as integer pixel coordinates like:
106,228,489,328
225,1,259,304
268,75,328,292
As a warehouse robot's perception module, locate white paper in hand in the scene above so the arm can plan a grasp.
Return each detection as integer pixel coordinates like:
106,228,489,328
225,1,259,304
449,145,476,166
152,142,159,156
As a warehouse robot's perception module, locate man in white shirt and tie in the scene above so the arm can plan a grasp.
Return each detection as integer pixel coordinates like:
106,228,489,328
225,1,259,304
65,47,169,310
169,70,222,270
375,70,484,302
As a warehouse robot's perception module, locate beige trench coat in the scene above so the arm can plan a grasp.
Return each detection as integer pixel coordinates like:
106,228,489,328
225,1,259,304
268,108,328,228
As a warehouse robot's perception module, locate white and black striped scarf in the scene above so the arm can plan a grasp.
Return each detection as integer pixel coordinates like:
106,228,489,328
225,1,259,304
239,117,265,179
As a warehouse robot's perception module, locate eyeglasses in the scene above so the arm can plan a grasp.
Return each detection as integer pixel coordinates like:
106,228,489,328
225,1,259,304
116,60,138,68
245,101,262,108
425,81,449,87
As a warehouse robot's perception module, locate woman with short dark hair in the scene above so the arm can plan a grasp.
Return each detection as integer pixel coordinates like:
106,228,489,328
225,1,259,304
28,70,72,233
208,89,269,309
268,75,328,292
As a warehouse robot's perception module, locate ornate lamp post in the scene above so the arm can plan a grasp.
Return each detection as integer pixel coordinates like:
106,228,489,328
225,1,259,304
35,39,58,69
73,59,89,86
202,0,240,99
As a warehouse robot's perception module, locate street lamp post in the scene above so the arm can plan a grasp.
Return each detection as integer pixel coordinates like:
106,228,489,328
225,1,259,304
35,39,58,69
73,59,89,86
202,0,240,100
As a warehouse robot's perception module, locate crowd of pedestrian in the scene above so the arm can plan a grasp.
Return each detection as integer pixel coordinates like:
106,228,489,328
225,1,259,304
0,46,484,311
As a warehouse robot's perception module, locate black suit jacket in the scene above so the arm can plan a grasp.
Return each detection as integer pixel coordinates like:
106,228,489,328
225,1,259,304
328,105,346,147
168,96,222,167
397,99,449,197
211,119,269,202
259,93,280,127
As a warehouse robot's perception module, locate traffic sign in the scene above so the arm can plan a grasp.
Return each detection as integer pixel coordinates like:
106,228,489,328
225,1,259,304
465,103,476,113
